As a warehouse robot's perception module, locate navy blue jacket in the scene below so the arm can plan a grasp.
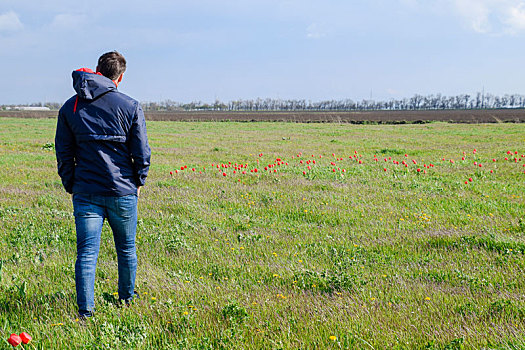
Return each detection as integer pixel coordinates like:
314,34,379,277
55,70,151,196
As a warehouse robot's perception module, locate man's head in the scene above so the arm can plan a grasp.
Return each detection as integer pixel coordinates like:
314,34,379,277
96,51,126,83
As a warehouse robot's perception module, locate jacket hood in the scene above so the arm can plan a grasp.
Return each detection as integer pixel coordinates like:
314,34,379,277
72,68,117,100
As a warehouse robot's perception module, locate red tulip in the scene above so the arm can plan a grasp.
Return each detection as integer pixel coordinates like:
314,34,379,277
492,159,496,162
19,333,31,345
490,170,493,173
468,178,473,182
8,334,21,347
180,166,184,170
465,181,468,184
384,168,387,171
417,168,421,172
169,171,173,176
302,171,306,175
222,172,227,176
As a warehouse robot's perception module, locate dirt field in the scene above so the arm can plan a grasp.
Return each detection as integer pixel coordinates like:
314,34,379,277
1,108,524,123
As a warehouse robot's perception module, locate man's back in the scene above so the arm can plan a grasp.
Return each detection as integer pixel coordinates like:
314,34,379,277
55,51,149,319
56,69,150,196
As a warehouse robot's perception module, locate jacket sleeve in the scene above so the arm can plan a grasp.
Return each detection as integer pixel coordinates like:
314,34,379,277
130,103,151,187
55,110,76,193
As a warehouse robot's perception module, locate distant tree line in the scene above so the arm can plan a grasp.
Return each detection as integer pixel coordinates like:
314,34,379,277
141,93,525,112
0,102,61,110
3,93,525,112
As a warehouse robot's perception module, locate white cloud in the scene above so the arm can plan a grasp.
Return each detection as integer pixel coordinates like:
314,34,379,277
387,88,403,96
451,0,492,33
306,22,328,39
0,11,23,32
505,2,525,31
447,0,525,34
400,0,525,35
50,13,87,29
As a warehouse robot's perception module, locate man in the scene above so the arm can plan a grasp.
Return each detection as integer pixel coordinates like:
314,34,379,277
55,51,151,319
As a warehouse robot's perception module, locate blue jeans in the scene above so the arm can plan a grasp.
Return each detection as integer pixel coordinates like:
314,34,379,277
72,193,138,316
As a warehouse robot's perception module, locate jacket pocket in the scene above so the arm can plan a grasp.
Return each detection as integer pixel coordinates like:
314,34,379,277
77,134,126,143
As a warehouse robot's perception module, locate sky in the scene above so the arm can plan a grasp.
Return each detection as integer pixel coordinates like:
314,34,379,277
2,0,525,104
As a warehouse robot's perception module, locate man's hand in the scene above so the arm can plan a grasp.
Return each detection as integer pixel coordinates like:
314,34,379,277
137,186,141,198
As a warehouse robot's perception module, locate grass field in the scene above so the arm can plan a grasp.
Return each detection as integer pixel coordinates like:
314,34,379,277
0,117,524,349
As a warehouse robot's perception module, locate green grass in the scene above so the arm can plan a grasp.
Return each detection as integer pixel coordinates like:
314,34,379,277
0,117,524,349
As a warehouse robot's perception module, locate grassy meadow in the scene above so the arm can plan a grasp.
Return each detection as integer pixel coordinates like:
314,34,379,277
0,117,524,349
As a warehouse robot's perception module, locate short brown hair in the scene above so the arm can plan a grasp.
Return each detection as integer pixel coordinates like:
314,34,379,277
97,51,126,80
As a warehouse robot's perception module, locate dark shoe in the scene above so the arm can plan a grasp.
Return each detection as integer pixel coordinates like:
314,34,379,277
119,290,140,306
77,310,93,326
78,310,94,319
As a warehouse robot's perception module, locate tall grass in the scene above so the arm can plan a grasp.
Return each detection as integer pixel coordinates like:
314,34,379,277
0,118,523,349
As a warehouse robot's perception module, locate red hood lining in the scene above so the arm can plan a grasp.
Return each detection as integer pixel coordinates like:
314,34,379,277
75,67,103,75
73,68,113,113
